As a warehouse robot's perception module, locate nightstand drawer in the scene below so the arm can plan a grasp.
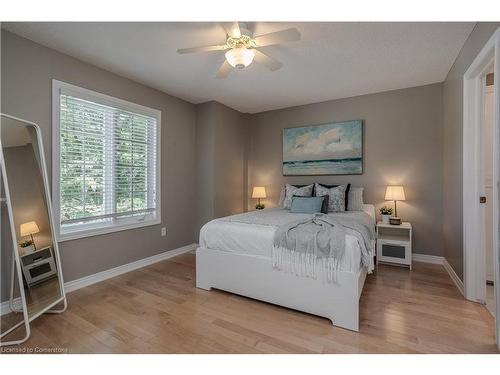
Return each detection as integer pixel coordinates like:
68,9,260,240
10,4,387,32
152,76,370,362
377,240,411,266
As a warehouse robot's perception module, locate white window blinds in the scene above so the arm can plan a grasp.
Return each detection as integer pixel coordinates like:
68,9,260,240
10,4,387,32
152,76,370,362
55,84,160,239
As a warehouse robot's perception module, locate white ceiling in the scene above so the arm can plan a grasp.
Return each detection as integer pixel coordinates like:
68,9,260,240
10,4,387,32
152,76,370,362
3,22,474,113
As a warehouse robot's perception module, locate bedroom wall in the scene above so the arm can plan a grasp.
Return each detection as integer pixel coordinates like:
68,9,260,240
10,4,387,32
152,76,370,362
3,145,52,249
247,83,444,256
1,30,198,301
195,102,216,231
195,101,248,233
442,22,500,280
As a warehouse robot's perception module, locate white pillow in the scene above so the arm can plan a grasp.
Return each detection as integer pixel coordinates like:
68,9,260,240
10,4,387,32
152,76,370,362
283,184,314,209
278,186,285,207
347,187,364,211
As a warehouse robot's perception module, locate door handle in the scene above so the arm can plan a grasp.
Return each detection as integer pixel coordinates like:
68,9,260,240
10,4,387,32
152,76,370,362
480,196,486,203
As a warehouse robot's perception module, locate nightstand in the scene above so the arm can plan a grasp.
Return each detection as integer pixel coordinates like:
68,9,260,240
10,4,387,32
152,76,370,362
376,222,412,269
20,246,57,287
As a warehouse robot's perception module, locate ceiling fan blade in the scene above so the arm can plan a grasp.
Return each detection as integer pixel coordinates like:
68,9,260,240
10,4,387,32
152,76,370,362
253,49,283,71
254,28,301,47
216,60,232,79
177,45,226,54
221,22,241,38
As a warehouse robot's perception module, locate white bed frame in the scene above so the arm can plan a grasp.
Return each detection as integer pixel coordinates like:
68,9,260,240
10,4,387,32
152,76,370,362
196,204,376,332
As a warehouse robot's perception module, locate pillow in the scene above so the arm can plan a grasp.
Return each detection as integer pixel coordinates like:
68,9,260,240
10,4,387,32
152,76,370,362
314,183,347,212
278,186,286,207
283,184,314,209
294,194,329,214
315,183,351,208
279,184,309,208
290,196,324,214
313,194,330,214
347,187,364,211
319,194,330,214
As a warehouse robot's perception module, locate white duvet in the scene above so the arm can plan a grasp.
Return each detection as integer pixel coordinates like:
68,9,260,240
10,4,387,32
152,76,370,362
199,205,375,274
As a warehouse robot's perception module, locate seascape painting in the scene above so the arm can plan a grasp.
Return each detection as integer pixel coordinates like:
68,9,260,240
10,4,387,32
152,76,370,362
283,120,363,175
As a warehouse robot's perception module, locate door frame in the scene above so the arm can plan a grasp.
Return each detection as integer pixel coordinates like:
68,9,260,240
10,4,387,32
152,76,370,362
463,27,500,348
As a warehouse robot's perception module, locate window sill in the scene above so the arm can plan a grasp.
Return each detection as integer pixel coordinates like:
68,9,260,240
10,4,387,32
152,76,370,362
57,218,161,242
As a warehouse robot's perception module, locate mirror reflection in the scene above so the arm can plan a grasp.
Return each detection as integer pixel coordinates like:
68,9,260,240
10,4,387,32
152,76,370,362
1,115,63,321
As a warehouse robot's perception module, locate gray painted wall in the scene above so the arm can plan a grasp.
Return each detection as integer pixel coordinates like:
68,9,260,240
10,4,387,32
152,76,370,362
195,101,248,234
213,103,248,218
1,31,198,295
442,23,500,280
195,102,216,231
248,83,444,256
3,145,52,249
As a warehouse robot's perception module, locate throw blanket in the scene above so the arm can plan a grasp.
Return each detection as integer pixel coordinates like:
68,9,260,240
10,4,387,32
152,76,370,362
273,213,374,281
222,209,375,281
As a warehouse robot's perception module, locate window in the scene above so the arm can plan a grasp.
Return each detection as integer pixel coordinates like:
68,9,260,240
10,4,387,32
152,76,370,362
52,80,161,241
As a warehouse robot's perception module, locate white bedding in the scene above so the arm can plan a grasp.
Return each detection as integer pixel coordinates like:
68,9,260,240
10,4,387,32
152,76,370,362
199,205,375,274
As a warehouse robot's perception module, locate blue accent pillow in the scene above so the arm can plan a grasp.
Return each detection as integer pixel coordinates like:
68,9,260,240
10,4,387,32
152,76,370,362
290,196,325,214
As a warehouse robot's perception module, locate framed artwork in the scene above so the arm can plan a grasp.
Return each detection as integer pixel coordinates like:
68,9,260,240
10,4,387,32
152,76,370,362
283,120,363,176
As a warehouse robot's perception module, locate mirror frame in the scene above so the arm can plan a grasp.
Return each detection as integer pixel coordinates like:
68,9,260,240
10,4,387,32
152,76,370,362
0,113,67,347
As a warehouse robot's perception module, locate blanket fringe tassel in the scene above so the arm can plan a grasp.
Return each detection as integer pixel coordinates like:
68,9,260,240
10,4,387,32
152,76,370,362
272,246,341,283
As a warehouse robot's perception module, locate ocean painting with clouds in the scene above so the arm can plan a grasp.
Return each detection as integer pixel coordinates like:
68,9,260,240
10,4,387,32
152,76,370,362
283,120,363,175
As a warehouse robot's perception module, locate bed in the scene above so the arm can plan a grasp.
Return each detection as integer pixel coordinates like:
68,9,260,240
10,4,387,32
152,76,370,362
196,204,376,331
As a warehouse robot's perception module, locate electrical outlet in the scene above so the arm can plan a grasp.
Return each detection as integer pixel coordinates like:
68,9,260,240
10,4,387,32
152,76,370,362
161,227,167,237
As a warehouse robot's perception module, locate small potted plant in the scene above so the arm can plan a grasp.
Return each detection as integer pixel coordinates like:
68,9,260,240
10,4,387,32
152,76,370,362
380,206,393,224
19,240,35,255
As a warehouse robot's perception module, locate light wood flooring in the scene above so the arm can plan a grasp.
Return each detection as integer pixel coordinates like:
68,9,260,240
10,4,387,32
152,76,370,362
1,252,498,353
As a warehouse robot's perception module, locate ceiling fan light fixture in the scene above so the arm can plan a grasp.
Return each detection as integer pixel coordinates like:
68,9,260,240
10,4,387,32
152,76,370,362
225,47,255,69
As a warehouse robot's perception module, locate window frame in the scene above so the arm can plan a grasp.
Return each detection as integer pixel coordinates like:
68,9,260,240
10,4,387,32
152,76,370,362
52,80,161,242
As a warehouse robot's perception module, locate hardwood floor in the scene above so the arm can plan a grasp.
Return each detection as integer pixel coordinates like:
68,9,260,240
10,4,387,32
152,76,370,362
1,252,497,353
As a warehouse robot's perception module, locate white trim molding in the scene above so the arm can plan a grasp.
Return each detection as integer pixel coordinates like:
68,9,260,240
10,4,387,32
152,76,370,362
412,253,444,265
0,298,23,316
443,258,465,297
51,79,162,242
412,253,464,296
1,243,196,316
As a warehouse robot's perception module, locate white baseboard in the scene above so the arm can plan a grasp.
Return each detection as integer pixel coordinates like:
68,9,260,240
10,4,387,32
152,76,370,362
412,253,464,296
412,253,444,265
64,243,196,293
443,258,465,296
1,243,197,316
0,299,22,316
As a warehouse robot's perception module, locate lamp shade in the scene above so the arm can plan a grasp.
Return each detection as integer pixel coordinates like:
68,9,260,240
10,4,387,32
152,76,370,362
385,186,406,201
252,186,267,199
20,221,40,237
225,47,255,69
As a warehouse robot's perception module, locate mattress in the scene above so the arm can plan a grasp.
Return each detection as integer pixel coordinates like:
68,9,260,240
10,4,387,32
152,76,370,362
199,205,375,273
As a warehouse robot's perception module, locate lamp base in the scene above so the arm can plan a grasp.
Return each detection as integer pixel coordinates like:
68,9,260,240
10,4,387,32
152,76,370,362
255,203,265,210
389,217,402,225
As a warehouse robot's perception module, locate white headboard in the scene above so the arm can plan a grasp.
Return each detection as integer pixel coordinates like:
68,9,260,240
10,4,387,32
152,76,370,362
362,204,376,223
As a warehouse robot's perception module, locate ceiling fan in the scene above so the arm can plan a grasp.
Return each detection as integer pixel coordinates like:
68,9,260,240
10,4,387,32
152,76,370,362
177,22,301,78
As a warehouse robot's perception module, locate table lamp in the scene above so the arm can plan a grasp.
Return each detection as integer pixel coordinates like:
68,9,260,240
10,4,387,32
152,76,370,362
20,221,40,250
385,186,405,225
252,186,267,210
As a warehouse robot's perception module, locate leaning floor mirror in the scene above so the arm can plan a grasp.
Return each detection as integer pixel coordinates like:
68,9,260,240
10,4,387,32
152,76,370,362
0,113,67,347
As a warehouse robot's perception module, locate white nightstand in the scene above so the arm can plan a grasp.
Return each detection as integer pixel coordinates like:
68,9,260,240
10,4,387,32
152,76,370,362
376,221,412,270
20,246,57,287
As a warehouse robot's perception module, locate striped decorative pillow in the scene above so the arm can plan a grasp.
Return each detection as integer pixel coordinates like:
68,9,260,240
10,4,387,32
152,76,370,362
347,187,364,211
